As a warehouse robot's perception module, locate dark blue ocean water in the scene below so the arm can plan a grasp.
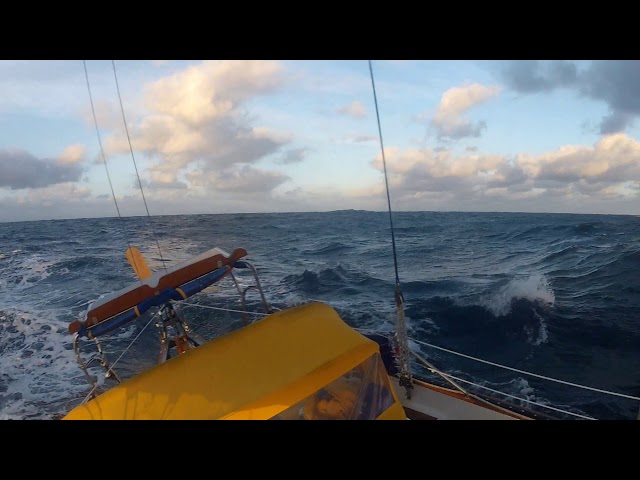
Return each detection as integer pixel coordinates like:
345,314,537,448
1,210,640,420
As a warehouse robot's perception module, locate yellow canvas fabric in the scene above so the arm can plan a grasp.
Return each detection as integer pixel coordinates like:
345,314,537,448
64,302,402,420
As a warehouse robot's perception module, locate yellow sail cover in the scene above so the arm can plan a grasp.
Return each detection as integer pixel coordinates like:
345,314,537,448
64,302,405,420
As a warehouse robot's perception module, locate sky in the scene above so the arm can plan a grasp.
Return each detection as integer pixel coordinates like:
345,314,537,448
2,59,640,222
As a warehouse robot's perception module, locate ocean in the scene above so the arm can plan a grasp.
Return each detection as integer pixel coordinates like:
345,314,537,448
1,210,640,420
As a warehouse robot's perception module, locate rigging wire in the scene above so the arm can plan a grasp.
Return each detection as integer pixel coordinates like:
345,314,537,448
111,60,168,273
368,60,401,287
437,372,596,420
368,59,413,398
83,60,142,285
182,302,268,317
354,327,640,403
78,310,160,405
108,309,160,372
409,336,640,402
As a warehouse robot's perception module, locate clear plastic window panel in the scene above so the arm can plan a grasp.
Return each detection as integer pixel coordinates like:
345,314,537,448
272,353,395,420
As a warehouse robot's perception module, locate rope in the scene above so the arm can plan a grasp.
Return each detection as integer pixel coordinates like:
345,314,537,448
83,60,141,284
111,60,168,273
394,292,413,397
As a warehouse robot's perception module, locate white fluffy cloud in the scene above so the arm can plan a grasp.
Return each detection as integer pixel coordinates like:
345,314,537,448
144,60,283,125
515,133,640,183
104,60,291,190
57,144,86,165
373,146,504,178
371,133,640,211
432,83,500,139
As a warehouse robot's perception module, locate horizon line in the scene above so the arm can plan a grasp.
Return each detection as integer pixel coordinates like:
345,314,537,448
1,208,637,225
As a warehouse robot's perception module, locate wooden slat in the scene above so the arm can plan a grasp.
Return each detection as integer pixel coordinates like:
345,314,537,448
125,247,153,280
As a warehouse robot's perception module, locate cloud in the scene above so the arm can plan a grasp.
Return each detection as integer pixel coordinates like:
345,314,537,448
0,148,83,189
498,60,640,134
500,60,578,93
139,179,188,190
0,183,135,221
368,133,640,212
102,60,290,192
57,144,86,165
599,112,634,135
516,133,640,184
337,100,367,118
580,61,640,113
372,146,504,178
82,97,123,134
143,60,284,125
187,165,289,193
14,182,91,205
278,147,307,164
341,135,377,145
581,61,640,134
5,134,640,220
1,182,93,220
431,83,500,139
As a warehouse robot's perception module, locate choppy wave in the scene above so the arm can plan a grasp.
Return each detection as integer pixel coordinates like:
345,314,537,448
2,211,640,420
0,307,84,419
478,274,555,317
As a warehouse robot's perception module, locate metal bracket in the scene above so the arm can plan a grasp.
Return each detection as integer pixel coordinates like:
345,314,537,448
73,334,121,402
